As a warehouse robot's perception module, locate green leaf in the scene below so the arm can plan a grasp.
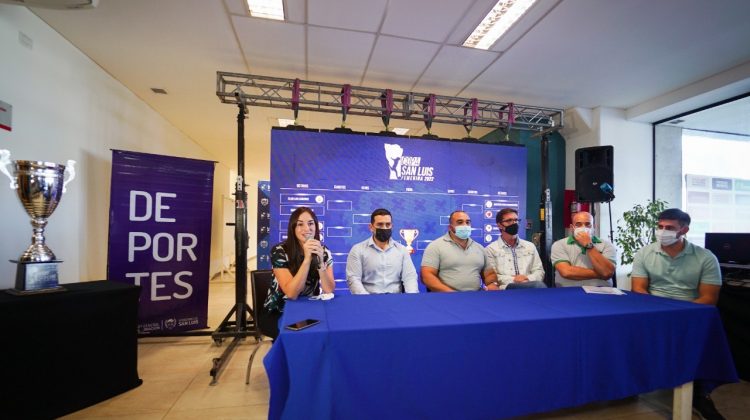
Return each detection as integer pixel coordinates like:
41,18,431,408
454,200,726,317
615,199,668,265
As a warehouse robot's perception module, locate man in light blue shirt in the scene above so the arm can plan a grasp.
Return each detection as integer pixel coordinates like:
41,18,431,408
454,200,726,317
346,208,418,294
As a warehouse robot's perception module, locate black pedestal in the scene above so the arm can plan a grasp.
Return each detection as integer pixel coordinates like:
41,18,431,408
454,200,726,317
0,280,143,418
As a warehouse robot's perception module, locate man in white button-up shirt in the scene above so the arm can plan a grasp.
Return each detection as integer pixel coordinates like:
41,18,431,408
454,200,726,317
484,208,546,290
346,208,419,294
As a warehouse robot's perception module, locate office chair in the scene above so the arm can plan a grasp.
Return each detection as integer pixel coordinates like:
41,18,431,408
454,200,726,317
245,269,274,385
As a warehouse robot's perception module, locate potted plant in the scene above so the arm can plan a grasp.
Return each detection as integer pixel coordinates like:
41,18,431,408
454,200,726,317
615,199,668,266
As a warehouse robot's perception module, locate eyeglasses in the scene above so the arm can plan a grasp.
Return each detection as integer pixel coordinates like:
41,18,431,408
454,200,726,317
501,218,519,224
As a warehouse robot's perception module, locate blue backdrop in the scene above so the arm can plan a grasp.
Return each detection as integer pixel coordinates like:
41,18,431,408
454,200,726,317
269,129,527,292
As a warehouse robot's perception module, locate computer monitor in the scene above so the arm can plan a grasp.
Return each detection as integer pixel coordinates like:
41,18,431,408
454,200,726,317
704,233,750,265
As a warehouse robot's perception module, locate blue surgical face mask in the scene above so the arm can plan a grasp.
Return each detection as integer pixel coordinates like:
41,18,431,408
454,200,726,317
454,225,471,240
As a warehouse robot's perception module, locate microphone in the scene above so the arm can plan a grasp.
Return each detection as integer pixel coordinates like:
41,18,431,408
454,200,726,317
599,182,615,199
305,233,320,269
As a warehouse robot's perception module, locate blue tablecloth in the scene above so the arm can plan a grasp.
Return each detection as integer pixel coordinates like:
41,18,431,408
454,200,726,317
263,288,737,420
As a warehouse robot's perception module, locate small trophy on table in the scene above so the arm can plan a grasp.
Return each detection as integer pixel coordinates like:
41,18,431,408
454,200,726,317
399,228,419,254
1,149,76,294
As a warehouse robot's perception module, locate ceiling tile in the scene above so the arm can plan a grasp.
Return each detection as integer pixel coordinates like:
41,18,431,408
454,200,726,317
224,0,247,16
307,26,375,84
32,1,250,104
233,15,306,78
414,45,499,95
445,0,498,45
225,0,305,23
381,0,473,42
362,36,440,90
445,0,561,52
467,0,750,109
308,0,387,33
487,0,560,52
285,0,306,23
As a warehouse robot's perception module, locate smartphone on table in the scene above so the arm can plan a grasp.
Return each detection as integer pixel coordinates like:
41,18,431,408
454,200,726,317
285,318,320,331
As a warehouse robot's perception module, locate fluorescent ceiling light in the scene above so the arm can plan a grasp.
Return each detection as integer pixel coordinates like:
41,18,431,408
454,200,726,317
463,0,537,50
247,0,285,21
393,128,409,135
278,118,295,127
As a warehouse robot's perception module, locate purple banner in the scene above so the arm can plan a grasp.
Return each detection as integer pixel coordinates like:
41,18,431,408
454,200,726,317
107,150,215,333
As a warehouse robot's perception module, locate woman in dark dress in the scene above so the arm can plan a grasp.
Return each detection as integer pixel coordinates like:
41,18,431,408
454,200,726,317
261,207,335,338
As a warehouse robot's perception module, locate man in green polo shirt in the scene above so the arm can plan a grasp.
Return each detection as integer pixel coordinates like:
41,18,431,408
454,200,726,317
631,208,724,420
631,208,721,302
550,211,616,287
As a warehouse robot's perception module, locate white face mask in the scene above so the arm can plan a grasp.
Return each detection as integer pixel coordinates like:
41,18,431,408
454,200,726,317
573,227,591,237
655,229,680,246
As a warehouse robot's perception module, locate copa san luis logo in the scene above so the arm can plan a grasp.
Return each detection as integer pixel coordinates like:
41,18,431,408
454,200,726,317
384,143,434,182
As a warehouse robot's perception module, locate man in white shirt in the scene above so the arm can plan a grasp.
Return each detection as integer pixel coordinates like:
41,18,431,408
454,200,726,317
484,208,545,290
346,208,419,294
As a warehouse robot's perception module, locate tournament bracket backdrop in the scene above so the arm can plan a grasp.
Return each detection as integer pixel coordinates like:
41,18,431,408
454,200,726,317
270,129,527,292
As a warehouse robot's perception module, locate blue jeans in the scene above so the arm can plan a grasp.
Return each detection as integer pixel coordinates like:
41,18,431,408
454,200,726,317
506,281,547,289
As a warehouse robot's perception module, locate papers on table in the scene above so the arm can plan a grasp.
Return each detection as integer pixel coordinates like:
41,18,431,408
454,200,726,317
582,286,625,295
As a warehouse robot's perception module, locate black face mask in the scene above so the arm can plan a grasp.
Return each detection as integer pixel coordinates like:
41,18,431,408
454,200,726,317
504,223,519,236
374,228,392,242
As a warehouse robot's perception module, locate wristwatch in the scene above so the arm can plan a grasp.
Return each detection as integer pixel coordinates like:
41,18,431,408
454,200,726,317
584,242,595,250
486,281,500,288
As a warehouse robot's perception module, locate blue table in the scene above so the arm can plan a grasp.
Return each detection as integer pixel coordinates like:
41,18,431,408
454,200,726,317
263,288,737,420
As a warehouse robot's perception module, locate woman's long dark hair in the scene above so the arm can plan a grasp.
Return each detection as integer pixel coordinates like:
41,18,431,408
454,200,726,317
283,207,320,275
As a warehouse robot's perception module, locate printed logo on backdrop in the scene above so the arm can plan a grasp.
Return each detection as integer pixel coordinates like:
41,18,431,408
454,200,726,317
384,143,435,182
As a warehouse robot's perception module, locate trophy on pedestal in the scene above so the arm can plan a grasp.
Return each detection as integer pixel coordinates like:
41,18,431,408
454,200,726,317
1,150,76,294
399,228,419,254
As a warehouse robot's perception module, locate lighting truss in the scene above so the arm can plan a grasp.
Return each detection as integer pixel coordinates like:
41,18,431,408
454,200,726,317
216,72,563,132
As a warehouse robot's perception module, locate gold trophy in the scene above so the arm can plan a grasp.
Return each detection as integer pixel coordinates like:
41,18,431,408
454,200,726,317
399,228,419,254
1,149,76,294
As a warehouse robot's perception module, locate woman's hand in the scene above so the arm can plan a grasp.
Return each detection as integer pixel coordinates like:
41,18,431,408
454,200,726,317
302,238,323,264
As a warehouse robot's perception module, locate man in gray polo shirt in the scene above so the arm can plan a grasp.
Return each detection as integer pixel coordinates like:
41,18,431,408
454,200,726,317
630,208,723,419
421,210,495,291
550,211,616,287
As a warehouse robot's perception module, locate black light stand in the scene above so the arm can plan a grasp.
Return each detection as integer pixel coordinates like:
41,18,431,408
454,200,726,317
209,93,255,385
600,183,617,288
538,133,555,288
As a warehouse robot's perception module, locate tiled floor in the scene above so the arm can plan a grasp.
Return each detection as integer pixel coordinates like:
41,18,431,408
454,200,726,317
63,278,749,419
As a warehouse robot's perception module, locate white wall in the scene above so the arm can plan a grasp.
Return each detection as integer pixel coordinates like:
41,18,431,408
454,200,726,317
0,5,229,288
562,107,653,290
654,124,683,208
